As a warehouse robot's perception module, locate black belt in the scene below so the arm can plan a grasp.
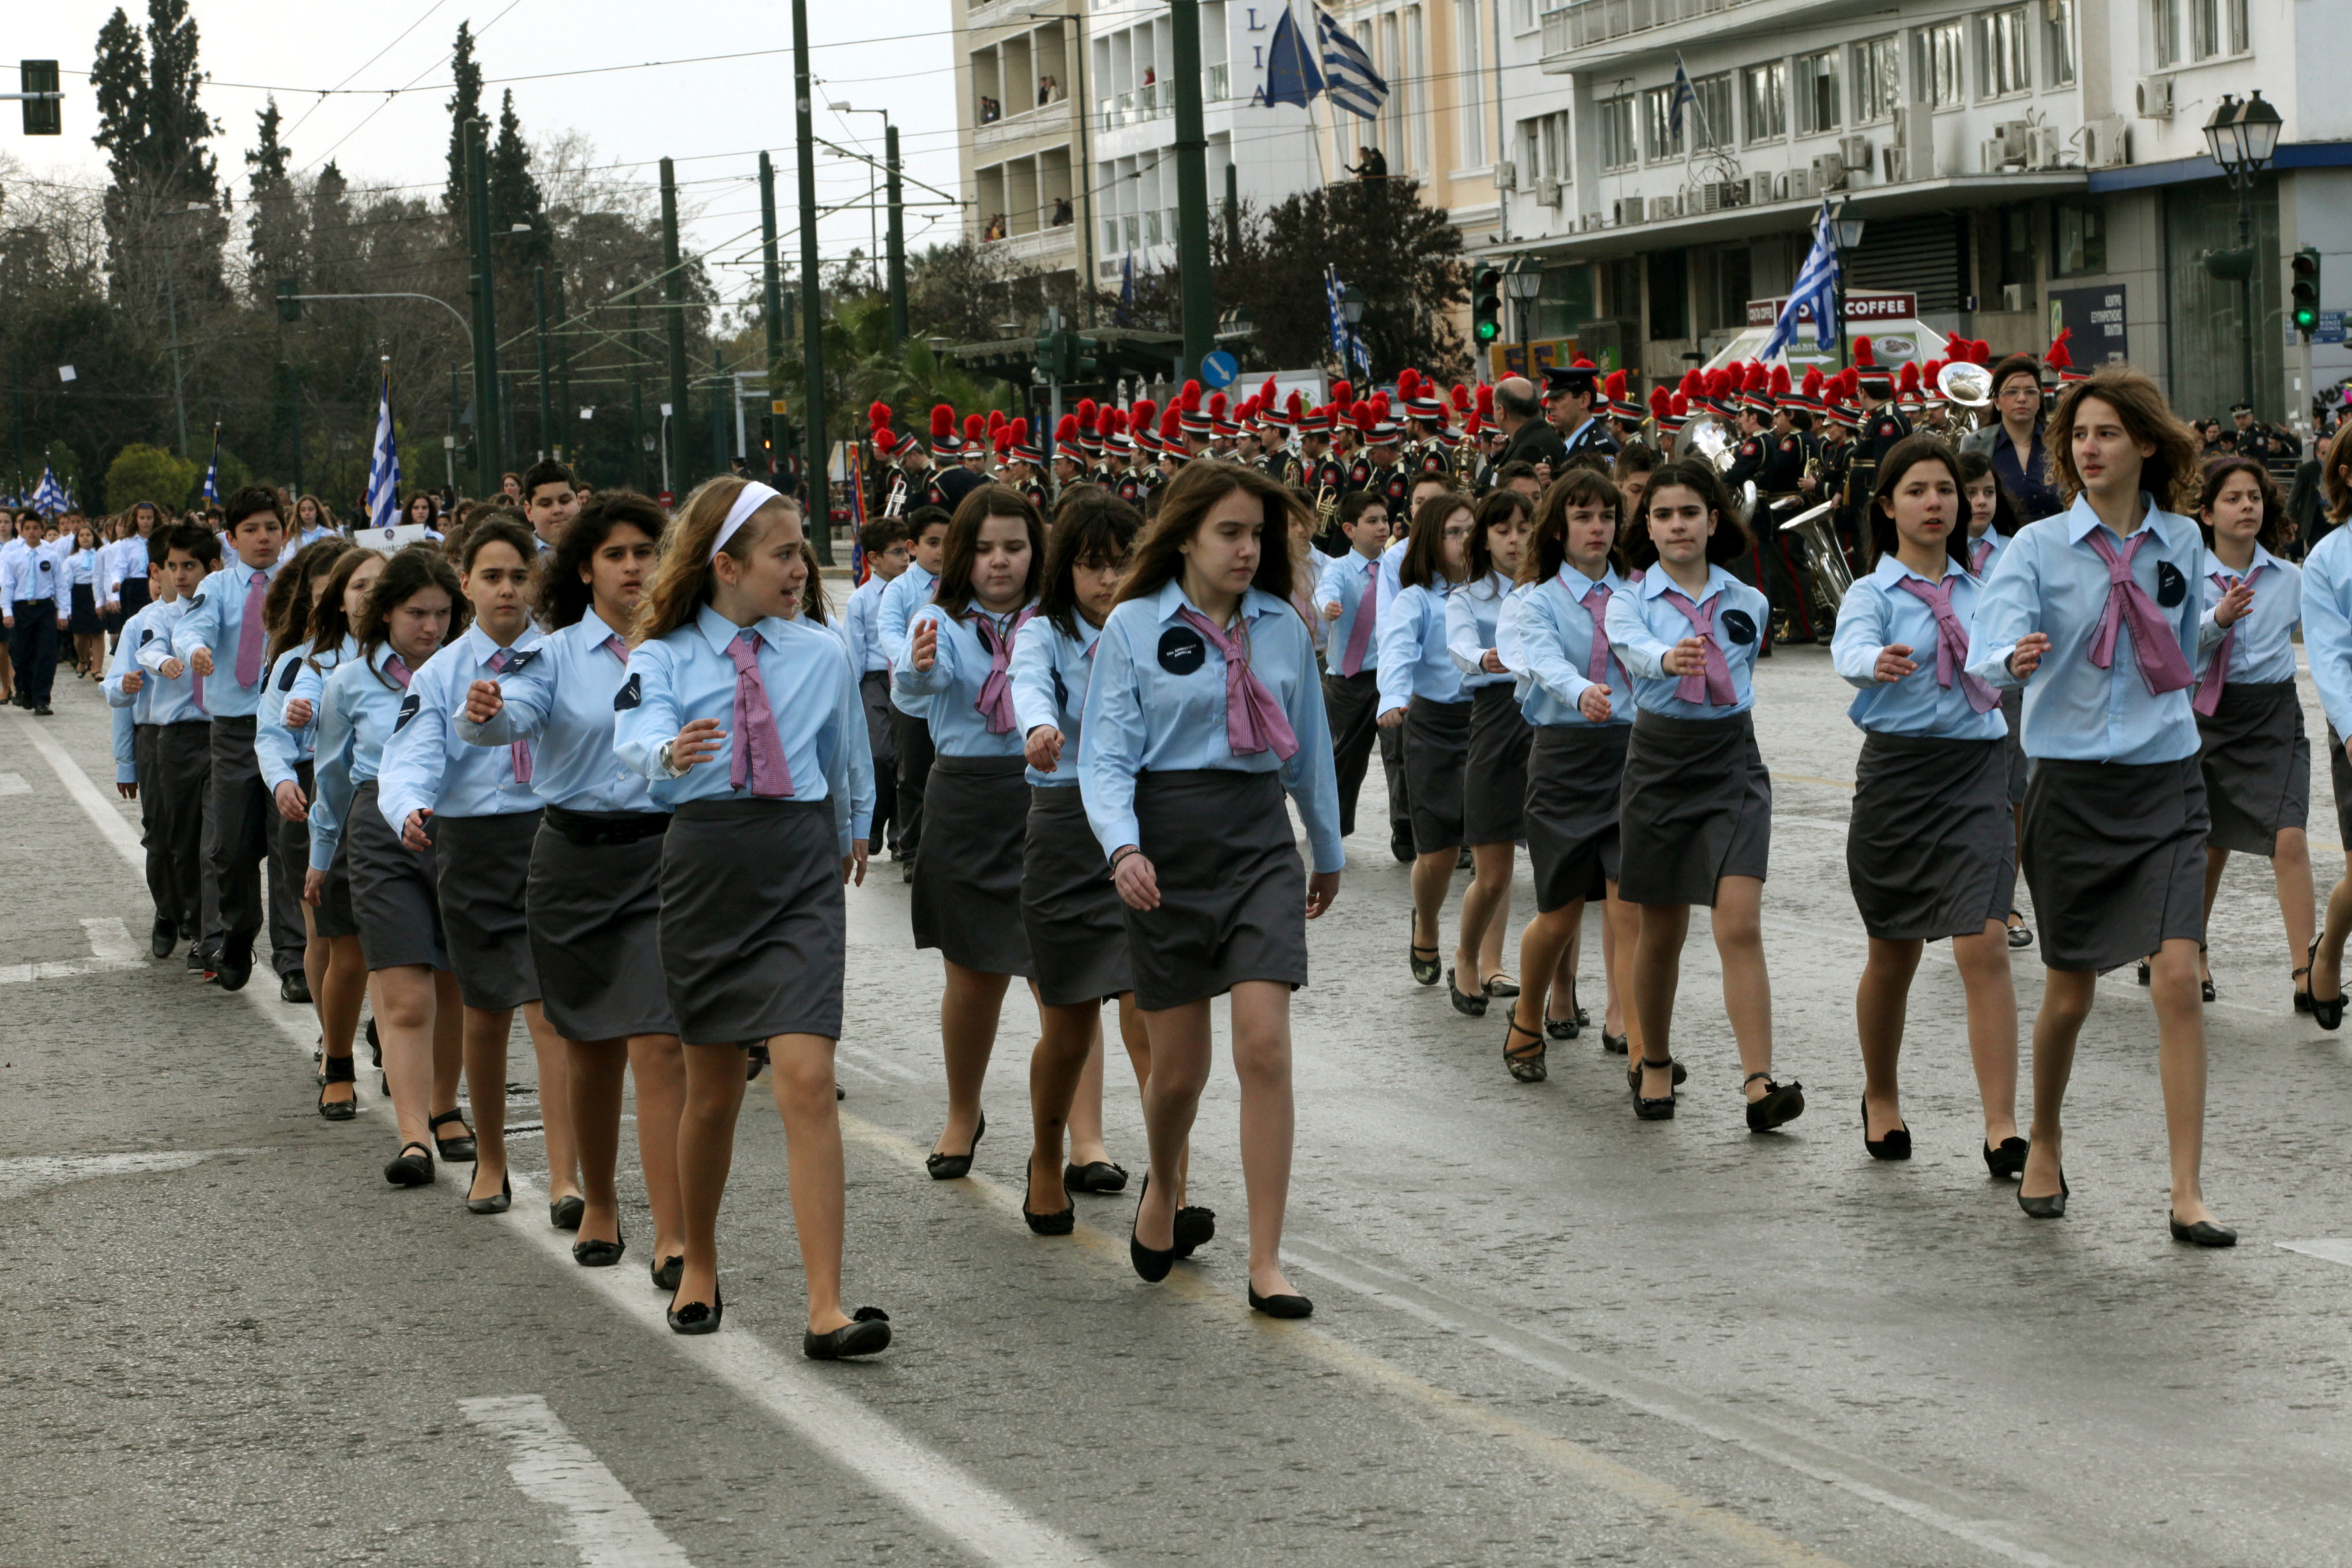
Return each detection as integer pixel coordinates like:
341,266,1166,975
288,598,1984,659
542,804,672,845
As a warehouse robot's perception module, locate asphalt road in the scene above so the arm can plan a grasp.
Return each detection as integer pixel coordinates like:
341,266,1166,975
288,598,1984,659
5,644,2350,1568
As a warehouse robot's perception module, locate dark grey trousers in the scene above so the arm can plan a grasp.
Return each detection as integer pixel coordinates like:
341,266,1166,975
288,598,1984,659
207,715,269,944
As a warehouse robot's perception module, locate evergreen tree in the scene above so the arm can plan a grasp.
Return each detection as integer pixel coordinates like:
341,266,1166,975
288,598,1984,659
90,9,146,186
244,96,300,287
139,0,217,198
488,90,551,268
444,21,483,219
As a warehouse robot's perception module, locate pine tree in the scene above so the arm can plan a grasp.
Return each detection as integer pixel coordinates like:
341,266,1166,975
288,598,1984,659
90,8,146,186
139,0,217,198
444,21,483,218
244,96,300,287
488,90,551,266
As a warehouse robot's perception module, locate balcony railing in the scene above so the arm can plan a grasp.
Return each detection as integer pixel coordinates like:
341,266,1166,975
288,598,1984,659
1541,0,1767,56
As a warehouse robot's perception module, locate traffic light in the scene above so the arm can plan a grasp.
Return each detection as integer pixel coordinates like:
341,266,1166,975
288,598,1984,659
275,278,301,323
2291,246,2321,338
1068,331,1100,381
1473,265,1503,345
19,61,61,135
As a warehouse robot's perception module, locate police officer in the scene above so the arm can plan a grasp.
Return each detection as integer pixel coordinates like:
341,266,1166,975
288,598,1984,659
1544,360,1620,464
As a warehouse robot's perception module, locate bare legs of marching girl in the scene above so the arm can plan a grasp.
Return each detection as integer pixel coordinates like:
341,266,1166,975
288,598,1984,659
460,1001,581,1215
568,1034,685,1265
370,964,465,1158
2196,835,2316,1004
1854,924,2021,1154
2310,854,2352,1026
1453,843,1515,997
1028,997,1186,1219
1509,885,1639,1077
1630,877,1798,1126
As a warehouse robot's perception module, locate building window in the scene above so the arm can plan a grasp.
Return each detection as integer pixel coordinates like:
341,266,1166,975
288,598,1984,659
2052,198,2107,276
1980,7,2031,97
2192,0,2249,56
1512,0,1535,30
1597,96,1637,171
1643,85,1684,162
1915,21,1965,107
1457,0,1484,168
1403,6,1428,173
2153,0,2180,67
1742,61,1788,143
1795,50,1840,135
1648,248,1688,340
1517,110,1571,182
2046,0,2078,85
1855,36,1900,123
1694,73,1733,150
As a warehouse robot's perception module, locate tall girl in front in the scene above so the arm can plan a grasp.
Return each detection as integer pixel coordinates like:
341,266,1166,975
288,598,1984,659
1967,367,2232,1244
1446,489,1536,1001
1604,461,1803,1131
612,478,887,1352
1958,450,2034,949
1830,439,2022,1171
1079,461,1344,1317
894,485,1045,1179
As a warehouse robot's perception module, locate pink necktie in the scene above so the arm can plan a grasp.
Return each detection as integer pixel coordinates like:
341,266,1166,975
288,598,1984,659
385,654,411,689
234,568,269,687
2193,565,2264,718
1175,606,1299,760
1970,538,1994,575
974,609,1035,734
1578,579,1614,687
1893,576,2001,713
726,629,793,797
486,647,534,783
1660,589,1736,706
1338,559,1379,677
2082,527,2193,695
601,633,628,664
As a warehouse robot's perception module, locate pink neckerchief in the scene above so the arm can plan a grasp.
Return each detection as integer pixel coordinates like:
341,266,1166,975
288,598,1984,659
1969,536,1995,576
485,645,535,783
1658,586,1736,706
2082,526,2193,695
1175,604,1300,760
1891,572,2000,713
973,606,1036,733
1570,572,1614,687
726,627,793,796
2193,560,2266,718
384,653,412,689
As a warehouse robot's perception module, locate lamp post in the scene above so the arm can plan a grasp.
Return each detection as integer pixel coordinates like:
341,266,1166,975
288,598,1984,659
1339,283,1367,384
1503,257,1544,376
159,201,213,457
1829,201,1866,372
2203,91,2284,413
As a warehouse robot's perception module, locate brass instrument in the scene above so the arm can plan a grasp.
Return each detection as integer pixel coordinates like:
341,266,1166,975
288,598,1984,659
1774,497,1853,612
1689,419,1736,473
1936,361,1995,408
882,472,908,518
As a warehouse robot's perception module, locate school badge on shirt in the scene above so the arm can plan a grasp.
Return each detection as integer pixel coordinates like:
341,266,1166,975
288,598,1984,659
1157,625,1207,675
1720,608,1758,645
394,693,422,730
613,672,642,710
2155,561,2187,608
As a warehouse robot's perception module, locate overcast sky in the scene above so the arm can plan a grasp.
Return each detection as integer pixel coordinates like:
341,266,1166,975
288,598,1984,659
10,1,964,311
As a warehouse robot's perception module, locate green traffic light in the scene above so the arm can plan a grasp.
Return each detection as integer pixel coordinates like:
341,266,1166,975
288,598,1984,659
1475,320,1499,343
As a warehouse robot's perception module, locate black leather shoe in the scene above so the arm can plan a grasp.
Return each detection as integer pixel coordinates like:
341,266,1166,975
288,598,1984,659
925,1113,984,1180
279,971,311,1004
668,1284,723,1335
1546,1013,1581,1041
429,1109,477,1163
1173,1204,1216,1258
2018,1170,2069,1219
1744,1073,1806,1132
1023,1173,1076,1236
214,930,253,992
2168,1212,2237,1247
1409,943,1440,986
2007,915,2033,950
149,917,176,959
1633,1056,1678,1120
1064,1159,1128,1193
1624,1058,1688,1090
745,1043,768,1080
1446,967,1488,1016
1861,1099,1912,1161
466,1170,512,1215
1502,1015,1547,1083
1248,1287,1314,1318
383,1142,434,1188
804,1306,891,1359
2308,939,2345,1030
1982,1136,2029,1179
1481,973,1521,998
549,1194,585,1231
572,1228,626,1267
651,1254,685,1292
1129,1173,1177,1281
317,1054,358,1121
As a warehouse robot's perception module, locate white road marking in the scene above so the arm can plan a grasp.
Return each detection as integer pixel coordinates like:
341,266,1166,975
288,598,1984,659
459,1395,696,1567
0,1147,272,1201
0,917,149,983
0,770,29,796
2276,1239,2352,1268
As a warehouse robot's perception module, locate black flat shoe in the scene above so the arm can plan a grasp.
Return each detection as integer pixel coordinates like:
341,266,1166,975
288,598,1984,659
279,970,311,1004
1624,1058,1687,1090
1129,1173,1177,1281
1861,1099,1911,1161
2018,1170,2069,1219
804,1306,891,1359
2007,915,2033,950
467,1170,512,1214
1503,1015,1547,1083
214,930,252,993
550,1194,585,1231
572,1228,626,1267
1545,1012,1580,1041
1173,1204,1216,1258
317,1054,357,1121
2168,1212,2237,1247
149,917,176,959
1633,1055,1678,1120
1248,1287,1314,1318
668,1284,723,1335
428,1109,477,1163
1023,1173,1076,1236
1982,1136,2029,1179
746,1043,768,1081
2308,939,2345,1030
1481,972,1521,998
1446,967,1488,1017
925,1113,985,1180
1409,942,1441,986
1600,1031,1628,1055
1064,1159,1128,1193
383,1142,434,1188
1744,1073,1806,1132
651,1254,684,1292
2293,963,2314,1014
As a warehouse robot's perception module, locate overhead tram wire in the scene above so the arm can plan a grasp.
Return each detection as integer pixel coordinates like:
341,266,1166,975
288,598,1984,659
284,0,452,139
296,0,531,175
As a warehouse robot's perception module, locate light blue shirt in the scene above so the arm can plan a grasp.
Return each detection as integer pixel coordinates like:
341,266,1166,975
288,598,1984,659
1444,572,1516,689
2301,526,2352,742
1009,613,1102,789
0,534,67,616
453,606,654,813
1830,556,2007,741
69,546,98,587
110,599,205,728
879,561,939,717
376,624,547,831
168,555,285,717
1374,536,1408,638
1375,581,1468,713
1966,495,2205,764
100,634,142,783
101,535,148,603
2194,543,2300,689
309,644,416,872
1497,566,1633,729
610,605,872,852
1965,526,2010,579
1312,548,1385,674
254,648,318,791
1077,579,1345,875
840,572,895,674
1603,563,1770,719
891,601,1034,759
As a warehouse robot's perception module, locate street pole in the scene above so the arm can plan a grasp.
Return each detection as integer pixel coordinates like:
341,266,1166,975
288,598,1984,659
759,152,787,475
793,0,834,561
289,364,304,498
2237,176,2257,413
534,265,553,461
162,212,190,457
885,125,909,348
659,157,692,501
1169,0,1213,382
465,118,503,496
630,288,647,493
1224,161,1241,258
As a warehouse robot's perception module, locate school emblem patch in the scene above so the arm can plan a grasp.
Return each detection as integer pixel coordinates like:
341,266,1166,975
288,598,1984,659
2155,561,2187,608
1157,624,1207,675
1720,609,1758,646
613,672,642,710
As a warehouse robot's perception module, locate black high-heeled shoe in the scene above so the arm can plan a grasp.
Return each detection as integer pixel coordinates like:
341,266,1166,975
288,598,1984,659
1409,941,1441,986
383,1142,434,1188
1502,1015,1547,1083
1545,1013,1580,1041
2018,1169,2069,1219
1446,966,1488,1017
1982,1136,2029,1179
317,1054,357,1121
2007,913,2033,950
1248,1286,1314,1318
1744,1073,1806,1132
1023,1169,1075,1236
428,1109,477,1162
1600,1031,1628,1054
667,1283,723,1335
651,1254,684,1292
1633,1056,1678,1120
1861,1098,1911,1161
2168,1212,2237,1247
2308,938,2345,1030
803,1306,891,1359
1129,1172,1177,1281
572,1225,625,1267
466,1169,512,1214
925,1113,985,1181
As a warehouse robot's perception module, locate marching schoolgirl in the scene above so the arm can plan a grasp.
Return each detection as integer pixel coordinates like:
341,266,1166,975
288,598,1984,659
1604,459,1803,1131
378,517,583,1220
1493,469,1637,1083
841,515,913,856
879,499,963,877
1958,449,2034,949
1376,491,1487,1012
458,492,686,1262
1446,488,1536,1001
307,548,469,1188
68,522,104,678
610,477,888,1354
1966,366,2232,1244
1079,459,1343,1316
1010,491,1175,1234
254,538,352,1021
2300,425,2352,1031
895,484,1046,1179
104,503,163,637
292,493,340,551
1830,439,2022,1171
2163,458,2310,1013
110,525,214,964
1373,473,1457,865
1314,492,1392,840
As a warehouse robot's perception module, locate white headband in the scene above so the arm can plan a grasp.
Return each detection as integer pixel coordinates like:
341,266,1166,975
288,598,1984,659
711,481,785,561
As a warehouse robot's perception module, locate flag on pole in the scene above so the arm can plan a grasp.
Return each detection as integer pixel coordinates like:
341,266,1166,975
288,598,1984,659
1117,252,1135,327
1314,7,1387,122
1668,54,1697,142
1264,5,1324,108
32,466,63,515
1760,201,1845,361
198,425,221,505
1324,267,1372,378
365,363,402,532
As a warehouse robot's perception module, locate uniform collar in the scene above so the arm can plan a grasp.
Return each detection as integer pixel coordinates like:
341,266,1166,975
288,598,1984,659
695,602,787,655
2062,492,2187,548
1554,563,1623,597
2210,541,2283,579
579,606,625,647
1870,553,1961,588
1638,563,1722,602
461,622,533,665
1149,577,1283,627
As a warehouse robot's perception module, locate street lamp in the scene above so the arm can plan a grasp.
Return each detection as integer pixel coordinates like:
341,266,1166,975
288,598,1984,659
1828,201,1865,371
1339,284,1367,382
2203,91,2282,410
1503,257,1544,372
827,100,892,293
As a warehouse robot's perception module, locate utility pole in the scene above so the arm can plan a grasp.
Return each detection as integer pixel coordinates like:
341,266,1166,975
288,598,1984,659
659,157,691,501
711,345,729,470
289,364,304,498
1224,162,1241,257
1169,0,1213,381
792,0,834,561
160,207,194,456
465,117,502,496
534,265,553,461
629,290,649,495
759,151,787,478
885,125,909,348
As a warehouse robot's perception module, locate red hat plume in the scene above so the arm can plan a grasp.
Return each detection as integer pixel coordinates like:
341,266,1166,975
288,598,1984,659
1054,413,1079,443
964,413,986,444
1604,369,1627,404
1475,383,1494,416
1396,368,1420,398
868,400,891,429
1451,383,1470,410
1160,405,1183,438
1332,379,1353,406
1132,397,1158,431
872,428,898,455
1769,364,1792,397
1678,368,1705,398
1742,361,1769,393
1180,379,1202,410
930,404,955,440
1287,389,1305,421
1648,386,1672,420
1853,337,1876,368
2045,327,2075,372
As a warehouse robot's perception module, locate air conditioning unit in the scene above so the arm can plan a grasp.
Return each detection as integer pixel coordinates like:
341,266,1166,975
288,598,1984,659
1751,171,1776,205
1839,135,1872,172
1892,104,1935,180
1535,175,1563,208
1811,151,1848,191
1612,197,1642,227
1578,210,1603,231
1652,194,1680,221
2083,114,2129,169
2136,76,2173,119
1493,159,1517,191
2002,283,2025,312
1999,119,2037,153
2033,125,2064,168
1786,167,1811,201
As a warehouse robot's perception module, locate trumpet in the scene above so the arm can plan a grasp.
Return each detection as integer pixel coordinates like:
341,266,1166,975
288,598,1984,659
882,473,908,518
1774,497,1854,613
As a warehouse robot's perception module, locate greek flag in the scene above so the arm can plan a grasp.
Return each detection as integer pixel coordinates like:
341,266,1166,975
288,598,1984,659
1668,54,1697,138
33,467,65,515
364,364,402,531
1314,7,1387,122
1760,201,1842,360
1325,267,1371,377
198,425,221,505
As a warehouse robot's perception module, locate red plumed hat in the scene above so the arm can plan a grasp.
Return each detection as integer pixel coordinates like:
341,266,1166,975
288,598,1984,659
964,413,986,445
1332,379,1353,406
1742,361,1769,393
1352,402,1377,434
1180,379,1202,410
872,428,898,455
993,425,1012,455
1897,361,1921,395
1801,366,1825,399
2045,327,2075,371
868,400,891,430
1451,383,1470,410
1076,397,1097,423
1160,404,1183,439
1208,390,1228,419
1396,368,1420,398
1260,372,1278,404
1769,363,1792,397
1648,386,1672,420
1475,383,1493,416
930,404,955,440
1604,368,1627,404
1679,367,1705,398
1464,408,1482,437
1669,391,1689,417
1132,397,1157,431
1287,389,1306,421
1054,413,1079,444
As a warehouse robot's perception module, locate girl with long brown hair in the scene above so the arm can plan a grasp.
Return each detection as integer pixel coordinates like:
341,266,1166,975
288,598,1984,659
1446,487,1536,1002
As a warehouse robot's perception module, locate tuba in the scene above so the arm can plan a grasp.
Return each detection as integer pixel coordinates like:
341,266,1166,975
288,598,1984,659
1775,497,1853,613
1936,360,1995,409
1689,419,1736,473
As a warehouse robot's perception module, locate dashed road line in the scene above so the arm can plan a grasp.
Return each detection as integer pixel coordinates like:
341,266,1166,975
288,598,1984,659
0,917,146,984
460,1394,696,1567
0,1147,273,1202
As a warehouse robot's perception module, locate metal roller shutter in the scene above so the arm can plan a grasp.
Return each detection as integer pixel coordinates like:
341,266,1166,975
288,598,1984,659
1845,213,1966,314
